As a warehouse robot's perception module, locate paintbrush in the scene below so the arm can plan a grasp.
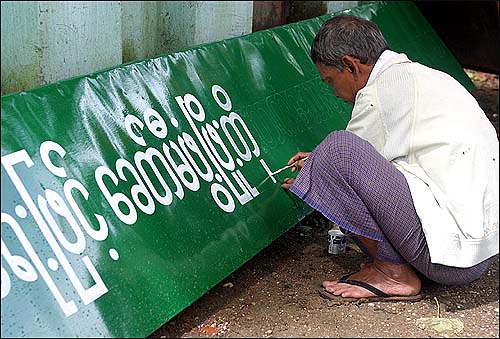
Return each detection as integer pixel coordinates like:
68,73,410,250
271,156,309,176
257,156,309,188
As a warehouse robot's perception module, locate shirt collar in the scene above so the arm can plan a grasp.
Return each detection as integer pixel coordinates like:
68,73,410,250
366,49,400,86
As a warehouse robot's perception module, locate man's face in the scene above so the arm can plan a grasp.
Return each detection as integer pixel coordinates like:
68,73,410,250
316,62,357,105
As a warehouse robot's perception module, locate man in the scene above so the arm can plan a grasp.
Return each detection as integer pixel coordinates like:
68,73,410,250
281,14,499,302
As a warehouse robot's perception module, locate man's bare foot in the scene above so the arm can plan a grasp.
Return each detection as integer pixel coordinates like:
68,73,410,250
322,258,421,298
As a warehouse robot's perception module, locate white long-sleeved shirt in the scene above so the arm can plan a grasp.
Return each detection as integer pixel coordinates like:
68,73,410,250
346,51,499,267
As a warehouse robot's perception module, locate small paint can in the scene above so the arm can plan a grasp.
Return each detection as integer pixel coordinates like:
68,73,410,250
328,228,346,255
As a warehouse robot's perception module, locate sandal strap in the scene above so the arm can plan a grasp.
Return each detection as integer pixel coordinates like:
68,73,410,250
338,275,391,297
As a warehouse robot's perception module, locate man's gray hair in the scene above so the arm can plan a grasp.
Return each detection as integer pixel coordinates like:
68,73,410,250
310,14,388,70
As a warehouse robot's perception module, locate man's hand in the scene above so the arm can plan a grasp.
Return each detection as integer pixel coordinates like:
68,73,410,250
280,152,310,189
286,151,310,173
281,177,295,189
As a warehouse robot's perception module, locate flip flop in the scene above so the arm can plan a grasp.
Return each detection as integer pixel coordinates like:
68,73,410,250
318,273,423,303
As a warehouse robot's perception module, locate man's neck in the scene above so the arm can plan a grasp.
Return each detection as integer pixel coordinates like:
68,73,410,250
356,63,374,91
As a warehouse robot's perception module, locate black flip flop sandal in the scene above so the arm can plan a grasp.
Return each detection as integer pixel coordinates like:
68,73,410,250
318,273,423,303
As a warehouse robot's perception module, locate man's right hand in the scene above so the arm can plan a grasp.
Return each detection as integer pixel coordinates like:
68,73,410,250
281,151,310,189
286,151,311,173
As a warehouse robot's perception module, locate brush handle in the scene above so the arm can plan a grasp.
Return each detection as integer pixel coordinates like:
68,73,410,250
289,155,309,168
272,156,309,175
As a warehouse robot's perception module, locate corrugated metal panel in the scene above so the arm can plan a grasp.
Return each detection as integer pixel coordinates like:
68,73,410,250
1,1,254,95
1,1,40,95
37,2,122,85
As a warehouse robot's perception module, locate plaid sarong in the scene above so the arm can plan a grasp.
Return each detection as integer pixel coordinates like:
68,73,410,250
290,130,493,285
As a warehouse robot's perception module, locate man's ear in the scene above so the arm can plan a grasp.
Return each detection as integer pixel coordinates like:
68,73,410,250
341,56,359,76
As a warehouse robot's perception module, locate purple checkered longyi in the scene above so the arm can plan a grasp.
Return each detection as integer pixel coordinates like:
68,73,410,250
290,130,493,285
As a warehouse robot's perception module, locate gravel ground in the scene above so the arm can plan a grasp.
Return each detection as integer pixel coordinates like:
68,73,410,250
150,69,499,338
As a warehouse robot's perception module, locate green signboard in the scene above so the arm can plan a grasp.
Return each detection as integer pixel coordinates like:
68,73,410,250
1,2,472,337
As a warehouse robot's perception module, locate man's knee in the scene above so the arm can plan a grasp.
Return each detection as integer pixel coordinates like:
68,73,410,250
318,130,365,167
324,130,364,153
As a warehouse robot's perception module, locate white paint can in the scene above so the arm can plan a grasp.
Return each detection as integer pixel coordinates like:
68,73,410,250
328,228,346,254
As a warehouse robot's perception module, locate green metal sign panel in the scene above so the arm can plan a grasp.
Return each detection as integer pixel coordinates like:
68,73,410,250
1,2,472,337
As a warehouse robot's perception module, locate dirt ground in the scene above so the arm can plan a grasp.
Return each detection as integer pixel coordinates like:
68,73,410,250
150,69,499,338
